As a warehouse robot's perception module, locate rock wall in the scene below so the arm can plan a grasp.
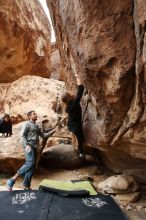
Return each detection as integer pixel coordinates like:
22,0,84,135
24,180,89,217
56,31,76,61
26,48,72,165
0,75,64,122
50,43,62,80
0,0,71,174
103,0,146,182
47,0,146,182
0,0,51,82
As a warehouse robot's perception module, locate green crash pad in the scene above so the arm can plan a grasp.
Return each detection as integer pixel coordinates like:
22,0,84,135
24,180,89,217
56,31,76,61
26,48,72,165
39,179,97,196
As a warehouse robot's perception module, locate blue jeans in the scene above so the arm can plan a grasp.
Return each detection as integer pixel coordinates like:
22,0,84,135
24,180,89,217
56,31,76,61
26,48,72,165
18,147,37,187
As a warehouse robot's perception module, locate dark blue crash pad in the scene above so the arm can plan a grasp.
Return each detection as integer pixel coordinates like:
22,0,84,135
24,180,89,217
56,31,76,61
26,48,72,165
0,190,128,220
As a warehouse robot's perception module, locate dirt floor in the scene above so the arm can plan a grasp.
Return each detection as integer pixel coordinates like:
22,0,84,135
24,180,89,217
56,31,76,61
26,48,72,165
0,164,146,220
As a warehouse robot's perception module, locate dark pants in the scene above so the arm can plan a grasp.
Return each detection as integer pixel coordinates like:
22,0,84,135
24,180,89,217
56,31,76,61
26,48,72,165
18,147,37,187
0,123,12,135
70,126,84,154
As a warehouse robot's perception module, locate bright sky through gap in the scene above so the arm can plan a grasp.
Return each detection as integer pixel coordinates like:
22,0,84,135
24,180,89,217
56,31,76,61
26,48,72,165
38,0,56,42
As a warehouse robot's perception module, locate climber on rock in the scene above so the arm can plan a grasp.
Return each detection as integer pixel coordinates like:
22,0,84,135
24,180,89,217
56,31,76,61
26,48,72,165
61,65,85,160
6,110,58,191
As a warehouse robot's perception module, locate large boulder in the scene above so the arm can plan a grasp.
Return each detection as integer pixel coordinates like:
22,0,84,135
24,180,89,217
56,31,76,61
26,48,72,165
0,123,24,173
0,75,65,123
0,0,51,82
40,144,86,170
102,0,146,182
47,0,135,146
47,0,146,182
98,175,138,194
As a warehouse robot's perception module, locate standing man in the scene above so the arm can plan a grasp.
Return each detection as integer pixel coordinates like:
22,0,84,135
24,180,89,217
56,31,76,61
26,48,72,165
61,72,85,159
7,111,57,191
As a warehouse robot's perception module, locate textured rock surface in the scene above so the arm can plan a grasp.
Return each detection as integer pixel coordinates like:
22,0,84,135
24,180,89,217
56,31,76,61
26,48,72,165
40,144,86,170
103,0,146,182
0,0,51,82
47,0,146,181
0,123,24,173
98,175,138,194
50,43,62,80
114,192,141,206
0,75,64,123
47,0,135,147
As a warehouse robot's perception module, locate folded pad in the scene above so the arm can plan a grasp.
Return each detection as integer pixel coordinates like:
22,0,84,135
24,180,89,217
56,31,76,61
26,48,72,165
39,179,97,196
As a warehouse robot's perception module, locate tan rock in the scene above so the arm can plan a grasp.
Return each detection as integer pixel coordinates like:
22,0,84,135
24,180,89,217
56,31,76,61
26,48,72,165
47,0,135,147
46,137,71,148
102,149,146,183
114,192,141,206
126,205,133,211
0,75,65,123
40,144,86,170
136,205,143,212
0,0,51,82
98,175,138,194
0,123,24,173
50,43,62,80
47,0,146,183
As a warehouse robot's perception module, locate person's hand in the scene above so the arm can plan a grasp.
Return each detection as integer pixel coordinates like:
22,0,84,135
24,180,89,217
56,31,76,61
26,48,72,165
71,63,77,73
75,73,78,78
25,145,31,153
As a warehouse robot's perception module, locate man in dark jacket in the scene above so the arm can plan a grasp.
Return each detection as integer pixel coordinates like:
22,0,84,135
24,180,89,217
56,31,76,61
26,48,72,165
0,114,12,137
61,74,85,159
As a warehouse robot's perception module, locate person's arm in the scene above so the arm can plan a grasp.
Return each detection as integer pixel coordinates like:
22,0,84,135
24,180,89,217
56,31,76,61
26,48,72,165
39,126,58,139
74,73,84,103
66,63,84,112
75,85,84,102
72,63,84,100
20,122,29,148
75,74,82,86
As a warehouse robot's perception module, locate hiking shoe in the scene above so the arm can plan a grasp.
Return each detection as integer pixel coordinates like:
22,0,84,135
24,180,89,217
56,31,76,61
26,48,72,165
6,179,15,191
24,187,32,190
78,153,86,160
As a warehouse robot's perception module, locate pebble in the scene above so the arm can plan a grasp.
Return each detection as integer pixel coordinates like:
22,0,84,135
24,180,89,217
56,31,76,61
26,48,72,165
136,205,143,211
126,205,133,211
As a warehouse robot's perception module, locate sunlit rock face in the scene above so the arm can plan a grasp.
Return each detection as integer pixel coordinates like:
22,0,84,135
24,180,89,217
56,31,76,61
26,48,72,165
47,0,146,182
47,0,135,146
0,75,65,122
0,123,24,173
50,43,62,80
0,0,51,83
